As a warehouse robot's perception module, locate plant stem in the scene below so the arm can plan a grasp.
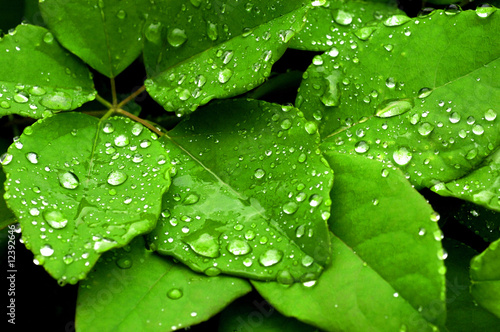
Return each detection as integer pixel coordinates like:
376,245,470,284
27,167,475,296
117,85,146,109
116,108,164,137
95,94,112,109
110,77,118,106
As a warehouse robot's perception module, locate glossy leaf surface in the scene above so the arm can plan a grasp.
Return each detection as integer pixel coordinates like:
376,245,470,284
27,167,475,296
0,24,96,118
290,0,403,51
1,113,171,284
76,236,251,331
39,0,149,77
147,99,333,281
254,153,446,330
297,10,500,198
470,238,500,319
143,0,308,116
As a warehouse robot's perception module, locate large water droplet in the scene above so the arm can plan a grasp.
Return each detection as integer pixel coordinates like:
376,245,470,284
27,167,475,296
376,99,413,118
43,32,54,44
354,141,370,154
332,9,353,25
383,15,412,27
29,86,46,96
393,147,413,165
254,168,265,179
25,152,38,164
277,270,294,285
309,194,323,207
218,68,233,83
167,28,187,47
40,244,54,257
114,134,130,147
417,87,432,99
167,288,183,300
207,21,218,41
283,201,298,215
1,153,13,165
145,22,162,43
204,266,221,276
107,170,127,186
43,210,68,229
320,72,341,107
304,121,318,135
58,171,79,189
40,92,72,110
258,249,283,267
227,239,251,256
418,122,434,136
476,5,497,18
186,233,220,258
14,92,29,104
484,109,497,121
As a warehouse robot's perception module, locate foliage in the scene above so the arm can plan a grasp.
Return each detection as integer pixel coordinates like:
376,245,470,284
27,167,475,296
0,0,499,331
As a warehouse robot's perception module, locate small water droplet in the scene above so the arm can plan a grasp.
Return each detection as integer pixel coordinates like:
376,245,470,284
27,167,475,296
43,210,68,229
167,288,183,300
333,9,353,25
14,92,29,104
254,168,265,179
393,147,412,165
277,270,294,285
140,139,151,148
449,112,461,123
29,86,46,96
40,244,54,257
167,28,187,47
116,256,132,269
383,15,411,27
43,32,54,44
183,193,199,205
63,255,74,264
25,152,38,164
107,170,127,186
145,22,162,43
472,124,484,135
355,141,370,154
418,122,434,136
354,26,377,41
58,171,79,189
116,9,126,19
258,249,283,267
283,201,298,214
304,121,318,135
204,266,221,276
218,68,233,83
0,101,11,109
131,123,143,136
484,109,497,121
301,255,314,267
227,239,251,256
114,134,130,147
295,224,305,238
1,153,13,165
309,194,323,207
417,87,432,99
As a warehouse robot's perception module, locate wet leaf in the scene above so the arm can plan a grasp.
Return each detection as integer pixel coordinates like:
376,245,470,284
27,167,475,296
443,239,500,332
143,0,308,116
254,153,446,330
76,236,251,331
470,238,500,319
0,24,96,119
297,10,500,203
290,0,403,51
1,112,171,284
432,148,500,212
39,0,150,77
147,99,333,282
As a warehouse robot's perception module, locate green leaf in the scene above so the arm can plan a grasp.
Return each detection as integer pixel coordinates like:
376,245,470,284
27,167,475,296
39,0,149,77
76,236,251,331
431,147,500,212
147,99,333,281
290,0,403,51
299,10,500,194
0,166,16,230
143,0,308,116
219,295,319,332
0,24,96,118
470,238,500,319
254,153,446,330
1,112,171,284
443,239,500,332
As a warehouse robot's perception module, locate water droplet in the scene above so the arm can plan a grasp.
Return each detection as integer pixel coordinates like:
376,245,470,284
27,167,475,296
465,149,478,160
167,28,187,47
0,101,11,109
14,92,29,104
304,121,318,135
280,119,292,130
309,194,323,207
218,68,233,83
167,288,183,300
40,244,54,257
63,255,74,264
258,249,283,267
227,239,251,256
449,112,461,123
107,170,127,186
25,152,38,164
43,210,68,229
183,193,199,205
301,255,314,267
116,256,132,269
321,72,341,107
430,212,440,222
384,44,394,52
40,92,72,110
29,86,46,96
58,171,79,189
485,109,496,121
295,224,305,238
277,270,294,285
254,168,265,179
383,15,412,27
206,21,218,41
132,153,143,163
472,124,484,135
116,9,126,19
418,122,434,136
131,123,143,136
393,147,412,165
476,5,497,18
140,139,151,148
376,99,413,118
283,201,298,214
355,141,370,154
204,266,221,276
186,233,220,258
114,134,130,147
43,32,54,44
332,9,353,25
417,87,432,99
354,26,377,41
145,22,162,43
418,228,426,236
1,153,13,165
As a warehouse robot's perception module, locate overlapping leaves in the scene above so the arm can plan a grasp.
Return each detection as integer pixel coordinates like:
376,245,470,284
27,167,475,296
1,113,171,284
147,99,333,282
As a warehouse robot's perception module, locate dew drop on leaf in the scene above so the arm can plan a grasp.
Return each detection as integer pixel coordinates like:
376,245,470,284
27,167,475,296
283,201,298,215
107,170,128,186
276,270,294,285
204,266,221,276
354,141,370,154
383,15,412,27
131,123,143,136
167,288,183,300
376,99,413,118
40,244,54,257
1,153,13,165
254,168,265,179
258,249,283,267
393,147,413,165
309,194,323,207
25,152,38,164
40,92,72,110
116,256,132,269
114,134,130,147
417,87,432,99
332,9,353,26
14,92,29,104
484,109,497,121
227,239,251,256
418,122,434,136
186,233,220,258
58,171,80,189
167,28,187,47
218,68,233,83
43,210,69,229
